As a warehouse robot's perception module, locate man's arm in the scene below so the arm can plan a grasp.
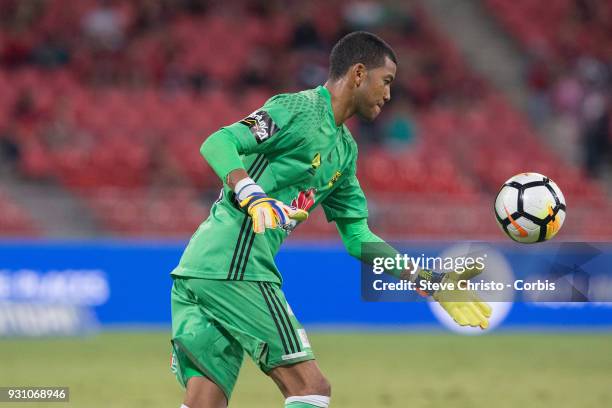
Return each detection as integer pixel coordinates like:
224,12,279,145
199,104,308,233
335,217,402,277
335,217,491,329
201,92,300,187
199,129,248,189
335,217,425,280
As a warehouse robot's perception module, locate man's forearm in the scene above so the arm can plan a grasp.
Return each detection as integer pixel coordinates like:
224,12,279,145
335,220,491,328
200,129,247,185
335,218,405,279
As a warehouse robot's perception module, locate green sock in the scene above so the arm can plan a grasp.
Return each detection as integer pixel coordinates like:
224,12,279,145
285,403,322,408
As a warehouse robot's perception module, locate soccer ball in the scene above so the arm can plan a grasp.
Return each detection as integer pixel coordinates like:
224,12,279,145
494,172,566,243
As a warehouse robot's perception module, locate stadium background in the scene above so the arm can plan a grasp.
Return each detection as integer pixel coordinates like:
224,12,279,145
0,0,611,407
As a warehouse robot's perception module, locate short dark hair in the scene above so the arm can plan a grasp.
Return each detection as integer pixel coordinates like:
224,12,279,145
328,31,397,80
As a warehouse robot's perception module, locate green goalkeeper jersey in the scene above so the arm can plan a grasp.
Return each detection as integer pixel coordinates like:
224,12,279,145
171,86,368,284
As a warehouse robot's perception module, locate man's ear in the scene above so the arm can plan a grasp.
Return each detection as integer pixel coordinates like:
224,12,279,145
351,63,367,87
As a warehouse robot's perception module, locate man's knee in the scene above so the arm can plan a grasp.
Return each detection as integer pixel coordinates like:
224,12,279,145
184,376,227,408
315,375,331,396
285,370,331,396
296,372,331,396
269,360,331,397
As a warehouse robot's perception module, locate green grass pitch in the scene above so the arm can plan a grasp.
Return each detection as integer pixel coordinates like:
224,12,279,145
1,331,610,407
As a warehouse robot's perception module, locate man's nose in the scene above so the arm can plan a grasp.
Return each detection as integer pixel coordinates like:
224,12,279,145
384,87,391,102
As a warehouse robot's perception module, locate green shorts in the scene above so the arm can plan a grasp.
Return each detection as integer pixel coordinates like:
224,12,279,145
170,277,315,400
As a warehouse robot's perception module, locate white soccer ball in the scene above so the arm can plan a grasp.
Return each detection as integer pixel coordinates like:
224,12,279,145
494,172,566,243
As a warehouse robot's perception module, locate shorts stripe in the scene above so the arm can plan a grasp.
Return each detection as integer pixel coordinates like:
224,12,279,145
262,283,299,354
265,283,301,353
258,282,290,355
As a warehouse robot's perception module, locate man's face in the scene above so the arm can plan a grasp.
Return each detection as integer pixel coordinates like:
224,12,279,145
354,56,396,121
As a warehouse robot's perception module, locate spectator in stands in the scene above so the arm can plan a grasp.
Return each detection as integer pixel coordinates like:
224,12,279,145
0,128,21,174
81,0,126,52
80,0,129,84
150,140,184,187
240,49,274,88
31,32,71,68
552,69,584,118
0,0,44,32
291,11,324,51
525,49,553,124
354,98,418,151
342,1,387,31
12,89,41,126
131,0,166,34
41,97,79,152
581,86,610,178
295,51,329,88
381,99,418,151
1,30,32,68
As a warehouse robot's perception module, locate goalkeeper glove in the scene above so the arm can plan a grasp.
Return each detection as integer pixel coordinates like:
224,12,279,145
413,266,492,329
235,177,308,234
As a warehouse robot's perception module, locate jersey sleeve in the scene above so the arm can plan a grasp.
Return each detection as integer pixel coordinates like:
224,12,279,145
219,94,304,156
321,173,369,222
335,218,402,278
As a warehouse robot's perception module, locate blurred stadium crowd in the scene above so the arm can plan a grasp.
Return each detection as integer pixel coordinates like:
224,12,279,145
0,0,610,239
486,0,612,178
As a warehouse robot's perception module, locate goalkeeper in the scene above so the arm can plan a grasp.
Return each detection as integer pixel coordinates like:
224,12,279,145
170,31,491,408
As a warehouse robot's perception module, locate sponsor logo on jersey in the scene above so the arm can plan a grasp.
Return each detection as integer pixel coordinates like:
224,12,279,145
282,189,316,233
308,153,321,175
291,188,316,212
311,153,321,169
328,171,342,188
239,110,279,144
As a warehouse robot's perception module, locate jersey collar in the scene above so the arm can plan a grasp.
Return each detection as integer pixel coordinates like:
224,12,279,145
317,85,340,129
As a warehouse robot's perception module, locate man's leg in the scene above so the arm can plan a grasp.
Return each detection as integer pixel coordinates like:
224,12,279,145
171,278,243,408
183,376,227,408
269,360,331,408
179,279,325,406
